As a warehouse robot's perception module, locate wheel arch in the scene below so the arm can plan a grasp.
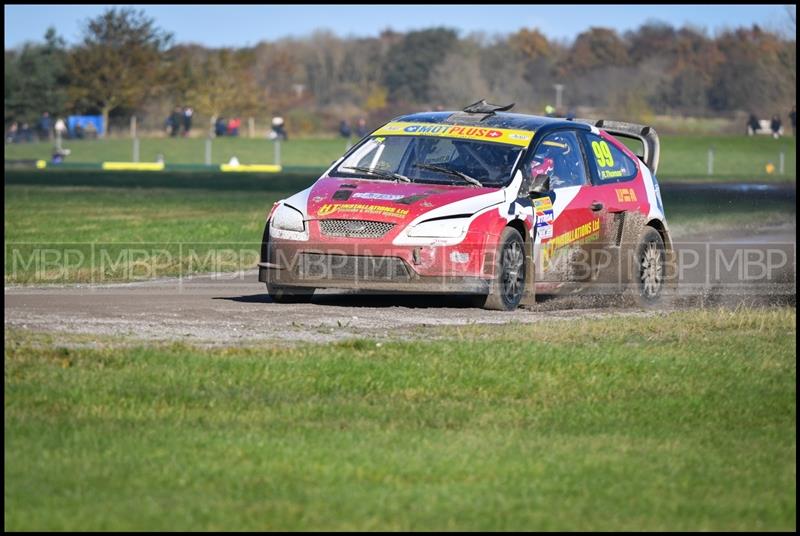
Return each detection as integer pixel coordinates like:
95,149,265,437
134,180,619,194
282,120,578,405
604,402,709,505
645,218,672,252
506,218,527,242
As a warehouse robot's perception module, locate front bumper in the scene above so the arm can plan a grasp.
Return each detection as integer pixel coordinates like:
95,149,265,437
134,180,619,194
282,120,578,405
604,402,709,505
259,247,492,294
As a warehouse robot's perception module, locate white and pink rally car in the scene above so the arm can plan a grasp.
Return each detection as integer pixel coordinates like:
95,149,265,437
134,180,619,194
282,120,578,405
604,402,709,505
259,101,671,310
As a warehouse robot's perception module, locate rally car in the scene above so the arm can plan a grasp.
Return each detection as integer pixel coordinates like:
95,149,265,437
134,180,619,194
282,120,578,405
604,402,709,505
259,100,671,310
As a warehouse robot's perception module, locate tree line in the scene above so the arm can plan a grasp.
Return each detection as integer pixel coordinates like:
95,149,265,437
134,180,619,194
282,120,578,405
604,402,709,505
4,7,796,136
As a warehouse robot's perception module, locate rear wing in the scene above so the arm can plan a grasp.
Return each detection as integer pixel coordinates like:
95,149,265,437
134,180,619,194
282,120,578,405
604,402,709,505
571,118,660,175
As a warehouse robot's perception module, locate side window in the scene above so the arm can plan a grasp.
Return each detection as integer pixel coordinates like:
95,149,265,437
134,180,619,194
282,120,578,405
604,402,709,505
584,133,638,183
525,131,588,189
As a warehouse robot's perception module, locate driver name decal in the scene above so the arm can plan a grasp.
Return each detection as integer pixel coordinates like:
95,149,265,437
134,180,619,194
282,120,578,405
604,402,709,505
372,122,534,147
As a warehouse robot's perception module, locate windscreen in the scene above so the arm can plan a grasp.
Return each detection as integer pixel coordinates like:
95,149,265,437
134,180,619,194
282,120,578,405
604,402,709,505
334,135,526,187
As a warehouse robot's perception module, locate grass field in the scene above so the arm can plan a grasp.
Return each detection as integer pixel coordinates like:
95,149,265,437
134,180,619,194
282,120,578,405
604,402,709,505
3,185,284,284
4,134,797,181
4,308,796,530
4,180,795,284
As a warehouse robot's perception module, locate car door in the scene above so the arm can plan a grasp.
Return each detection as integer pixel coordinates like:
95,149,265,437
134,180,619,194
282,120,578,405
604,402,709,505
522,129,598,285
578,131,650,287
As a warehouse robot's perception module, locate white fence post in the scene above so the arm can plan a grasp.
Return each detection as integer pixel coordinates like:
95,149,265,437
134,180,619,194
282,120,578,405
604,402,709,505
131,116,139,162
707,147,714,176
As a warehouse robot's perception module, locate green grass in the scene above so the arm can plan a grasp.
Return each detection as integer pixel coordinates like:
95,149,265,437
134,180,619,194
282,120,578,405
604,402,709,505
649,135,795,181
4,308,796,530
4,185,285,283
4,180,795,284
4,137,349,168
5,134,796,181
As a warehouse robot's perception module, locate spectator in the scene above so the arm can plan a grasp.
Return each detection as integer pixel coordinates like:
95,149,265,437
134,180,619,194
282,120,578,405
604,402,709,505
790,106,796,137
747,113,761,136
38,112,52,141
54,117,67,138
339,119,351,139
74,122,85,140
269,114,288,141
21,122,33,142
770,114,782,139
215,117,227,137
355,117,368,138
6,121,18,143
227,117,241,137
54,117,67,150
169,106,182,137
183,106,193,136
84,121,98,139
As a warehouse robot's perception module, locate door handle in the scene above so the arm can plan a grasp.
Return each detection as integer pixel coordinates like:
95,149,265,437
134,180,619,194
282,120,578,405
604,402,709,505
590,201,604,212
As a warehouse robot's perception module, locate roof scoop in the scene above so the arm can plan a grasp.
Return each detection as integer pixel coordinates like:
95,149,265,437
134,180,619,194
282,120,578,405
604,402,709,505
462,99,515,114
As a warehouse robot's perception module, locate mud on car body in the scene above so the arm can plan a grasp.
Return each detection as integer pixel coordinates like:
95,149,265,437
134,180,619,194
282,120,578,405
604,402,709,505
259,100,671,310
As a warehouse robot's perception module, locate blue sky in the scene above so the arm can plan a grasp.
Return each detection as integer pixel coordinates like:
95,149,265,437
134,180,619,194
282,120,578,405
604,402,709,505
4,4,793,49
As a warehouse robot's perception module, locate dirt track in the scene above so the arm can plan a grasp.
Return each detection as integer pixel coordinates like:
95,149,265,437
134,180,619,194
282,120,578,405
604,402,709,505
5,223,795,345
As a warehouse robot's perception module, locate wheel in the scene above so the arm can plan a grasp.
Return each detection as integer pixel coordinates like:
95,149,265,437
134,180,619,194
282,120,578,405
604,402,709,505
477,227,526,311
635,227,666,304
267,283,315,303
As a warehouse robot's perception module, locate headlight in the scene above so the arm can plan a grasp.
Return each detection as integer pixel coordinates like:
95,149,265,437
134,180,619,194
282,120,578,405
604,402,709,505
272,203,305,232
407,217,470,238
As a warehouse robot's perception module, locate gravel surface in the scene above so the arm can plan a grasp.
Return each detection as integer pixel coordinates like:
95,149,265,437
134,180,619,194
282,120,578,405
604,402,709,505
5,226,795,346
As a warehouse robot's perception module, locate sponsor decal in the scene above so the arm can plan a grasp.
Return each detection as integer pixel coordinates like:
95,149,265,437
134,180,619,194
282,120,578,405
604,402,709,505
539,225,553,239
351,192,405,201
533,197,554,230
371,122,534,147
543,218,601,263
532,196,553,211
317,203,410,218
536,210,553,226
615,188,637,202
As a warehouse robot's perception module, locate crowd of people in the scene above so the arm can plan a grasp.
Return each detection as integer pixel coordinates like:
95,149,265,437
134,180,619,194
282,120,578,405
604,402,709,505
747,106,796,138
165,106,193,137
5,112,65,143
8,106,798,144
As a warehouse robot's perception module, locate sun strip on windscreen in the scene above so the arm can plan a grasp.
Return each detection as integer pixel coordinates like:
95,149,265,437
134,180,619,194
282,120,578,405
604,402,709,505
371,122,534,147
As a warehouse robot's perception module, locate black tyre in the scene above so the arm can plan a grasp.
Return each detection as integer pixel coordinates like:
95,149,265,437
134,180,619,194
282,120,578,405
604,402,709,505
635,227,666,304
267,283,315,303
477,227,526,311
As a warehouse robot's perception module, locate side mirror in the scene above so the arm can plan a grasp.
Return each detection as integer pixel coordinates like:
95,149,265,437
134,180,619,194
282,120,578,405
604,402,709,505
529,174,551,196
